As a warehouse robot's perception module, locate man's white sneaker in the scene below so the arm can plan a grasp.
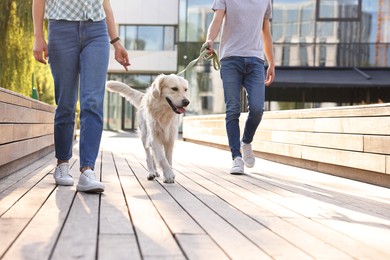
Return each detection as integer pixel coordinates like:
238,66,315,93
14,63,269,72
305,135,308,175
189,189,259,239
76,169,105,193
54,163,74,186
230,157,244,175
241,142,255,168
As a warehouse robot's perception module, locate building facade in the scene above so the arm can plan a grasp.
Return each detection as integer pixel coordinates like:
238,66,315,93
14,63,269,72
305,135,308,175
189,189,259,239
105,0,390,131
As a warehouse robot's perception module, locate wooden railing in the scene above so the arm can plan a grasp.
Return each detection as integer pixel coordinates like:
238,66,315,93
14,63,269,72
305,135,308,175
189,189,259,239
183,103,390,188
0,88,55,179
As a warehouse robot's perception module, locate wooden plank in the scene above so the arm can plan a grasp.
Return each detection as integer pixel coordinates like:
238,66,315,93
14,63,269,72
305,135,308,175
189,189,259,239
175,163,354,259
14,124,54,140
116,152,184,259
255,130,364,152
51,190,99,259
173,167,312,259
0,125,13,145
184,111,390,137
50,152,101,259
0,152,54,194
387,156,390,174
1,181,76,260
2,131,390,259
253,140,302,159
258,117,390,135
252,140,386,174
364,135,390,154
0,218,30,258
0,158,56,216
0,88,33,109
99,150,134,235
127,152,205,235
170,140,390,259
262,103,390,119
0,166,61,258
301,146,386,173
98,234,140,260
0,87,55,113
161,183,271,259
242,172,390,259
0,168,56,219
0,124,53,145
0,102,53,124
97,150,142,259
183,133,228,147
175,234,229,260
130,155,272,260
0,135,54,166
171,142,366,258
97,149,141,260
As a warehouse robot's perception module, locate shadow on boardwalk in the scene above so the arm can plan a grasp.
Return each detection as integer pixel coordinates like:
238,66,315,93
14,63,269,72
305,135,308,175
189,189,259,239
1,131,390,259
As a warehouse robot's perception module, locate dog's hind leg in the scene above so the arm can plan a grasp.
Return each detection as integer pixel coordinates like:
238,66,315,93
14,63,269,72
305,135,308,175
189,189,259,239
152,142,175,183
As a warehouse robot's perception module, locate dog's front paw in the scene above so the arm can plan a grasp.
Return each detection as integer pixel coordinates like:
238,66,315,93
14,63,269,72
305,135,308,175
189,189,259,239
163,171,175,183
147,172,157,180
163,176,175,183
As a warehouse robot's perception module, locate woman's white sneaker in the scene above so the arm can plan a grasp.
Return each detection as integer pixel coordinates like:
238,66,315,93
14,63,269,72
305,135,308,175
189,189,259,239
54,163,74,186
241,142,255,168
76,169,105,193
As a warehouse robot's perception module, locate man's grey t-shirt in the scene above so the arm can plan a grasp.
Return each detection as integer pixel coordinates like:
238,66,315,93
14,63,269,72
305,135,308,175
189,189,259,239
212,0,272,60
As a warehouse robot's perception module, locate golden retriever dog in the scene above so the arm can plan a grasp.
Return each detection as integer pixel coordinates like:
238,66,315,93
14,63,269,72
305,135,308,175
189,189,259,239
106,74,190,183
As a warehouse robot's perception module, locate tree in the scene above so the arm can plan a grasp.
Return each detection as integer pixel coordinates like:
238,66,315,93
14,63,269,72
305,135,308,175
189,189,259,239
0,0,54,105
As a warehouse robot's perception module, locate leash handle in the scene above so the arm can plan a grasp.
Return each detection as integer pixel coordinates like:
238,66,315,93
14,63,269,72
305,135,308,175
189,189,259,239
177,43,221,76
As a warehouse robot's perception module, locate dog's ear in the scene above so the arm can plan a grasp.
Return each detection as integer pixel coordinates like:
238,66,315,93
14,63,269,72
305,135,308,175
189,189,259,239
151,74,165,99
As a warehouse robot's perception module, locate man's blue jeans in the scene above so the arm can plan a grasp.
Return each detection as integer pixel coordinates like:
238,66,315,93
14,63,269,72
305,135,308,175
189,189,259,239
220,56,265,160
48,19,109,170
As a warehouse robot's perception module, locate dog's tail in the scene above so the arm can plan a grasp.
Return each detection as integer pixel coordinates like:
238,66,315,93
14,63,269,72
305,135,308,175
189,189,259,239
106,80,144,109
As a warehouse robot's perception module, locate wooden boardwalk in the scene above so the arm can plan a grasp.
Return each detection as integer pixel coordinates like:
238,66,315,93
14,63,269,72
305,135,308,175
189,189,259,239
1,131,390,260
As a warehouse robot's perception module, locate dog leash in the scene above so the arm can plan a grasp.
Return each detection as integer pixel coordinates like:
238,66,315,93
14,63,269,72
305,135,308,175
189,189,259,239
177,43,221,76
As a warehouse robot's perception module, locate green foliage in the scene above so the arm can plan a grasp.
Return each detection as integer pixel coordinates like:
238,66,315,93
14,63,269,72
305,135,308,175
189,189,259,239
0,0,54,105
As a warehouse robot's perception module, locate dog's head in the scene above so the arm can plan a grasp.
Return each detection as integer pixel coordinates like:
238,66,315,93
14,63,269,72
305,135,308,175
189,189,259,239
151,74,190,114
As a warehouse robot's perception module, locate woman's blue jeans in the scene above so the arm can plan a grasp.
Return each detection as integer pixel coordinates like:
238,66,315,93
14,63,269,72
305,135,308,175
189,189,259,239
48,19,109,170
220,56,265,160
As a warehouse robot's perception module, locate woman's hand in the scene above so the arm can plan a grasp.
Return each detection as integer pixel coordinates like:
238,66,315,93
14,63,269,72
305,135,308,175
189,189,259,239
113,42,130,71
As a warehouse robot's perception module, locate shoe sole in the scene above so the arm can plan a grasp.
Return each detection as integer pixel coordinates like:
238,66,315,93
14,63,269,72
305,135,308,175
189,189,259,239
76,185,104,193
55,180,74,186
230,167,244,175
230,171,244,175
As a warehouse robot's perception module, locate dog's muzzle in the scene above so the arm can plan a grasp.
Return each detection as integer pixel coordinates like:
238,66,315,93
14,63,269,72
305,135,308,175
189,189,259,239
166,97,190,114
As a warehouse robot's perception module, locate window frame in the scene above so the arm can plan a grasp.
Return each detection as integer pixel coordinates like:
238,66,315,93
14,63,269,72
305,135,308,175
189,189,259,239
315,0,362,22
119,24,177,51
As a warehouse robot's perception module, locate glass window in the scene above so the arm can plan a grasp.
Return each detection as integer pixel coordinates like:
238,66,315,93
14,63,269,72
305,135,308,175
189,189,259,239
273,0,316,42
298,41,309,66
179,0,187,41
124,26,137,50
185,0,215,42
138,26,163,51
164,27,175,50
133,75,154,87
187,10,203,41
316,0,362,21
119,25,175,51
316,22,334,38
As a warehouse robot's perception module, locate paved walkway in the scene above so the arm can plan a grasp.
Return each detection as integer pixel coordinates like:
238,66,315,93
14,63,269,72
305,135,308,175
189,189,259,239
1,131,390,259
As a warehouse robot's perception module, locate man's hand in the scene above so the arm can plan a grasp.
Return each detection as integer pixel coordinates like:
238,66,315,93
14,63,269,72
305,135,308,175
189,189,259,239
205,40,214,54
265,64,275,86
